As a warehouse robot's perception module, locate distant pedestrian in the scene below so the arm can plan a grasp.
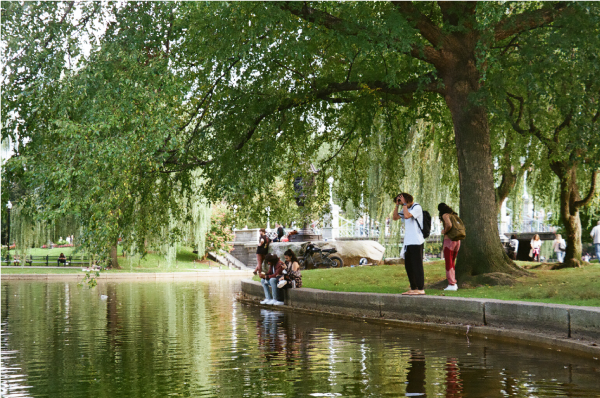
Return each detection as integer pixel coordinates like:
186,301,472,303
508,234,519,260
254,228,270,275
438,203,460,291
552,234,566,263
530,234,542,262
392,193,425,295
590,221,600,261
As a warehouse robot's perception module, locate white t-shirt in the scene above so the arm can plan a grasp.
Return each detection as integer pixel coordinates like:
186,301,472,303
510,239,519,252
530,239,542,250
400,203,425,246
591,225,600,244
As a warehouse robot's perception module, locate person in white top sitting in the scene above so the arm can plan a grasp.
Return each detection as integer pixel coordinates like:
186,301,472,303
552,234,566,263
591,221,600,262
392,192,425,296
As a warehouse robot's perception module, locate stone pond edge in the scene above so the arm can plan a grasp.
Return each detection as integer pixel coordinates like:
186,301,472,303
240,279,600,359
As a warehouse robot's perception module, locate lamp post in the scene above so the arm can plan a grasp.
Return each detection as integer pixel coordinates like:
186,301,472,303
327,177,334,204
265,206,271,232
6,201,12,250
232,205,238,231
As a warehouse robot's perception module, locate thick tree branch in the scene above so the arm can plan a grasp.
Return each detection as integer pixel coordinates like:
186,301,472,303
163,73,440,172
553,111,573,143
280,2,364,36
328,73,443,96
494,2,568,42
506,93,551,148
393,1,443,47
574,170,599,208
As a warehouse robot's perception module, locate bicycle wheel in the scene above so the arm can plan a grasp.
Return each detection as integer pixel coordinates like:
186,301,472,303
329,255,343,268
298,258,306,270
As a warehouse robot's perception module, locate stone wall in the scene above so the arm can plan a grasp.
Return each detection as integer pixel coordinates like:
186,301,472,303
241,280,600,353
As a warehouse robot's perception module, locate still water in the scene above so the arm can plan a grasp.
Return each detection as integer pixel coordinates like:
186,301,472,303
1,279,599,397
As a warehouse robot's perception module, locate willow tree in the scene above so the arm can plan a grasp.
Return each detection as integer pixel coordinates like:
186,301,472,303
3,2,596,277
489,5,600,267
172,1,591,278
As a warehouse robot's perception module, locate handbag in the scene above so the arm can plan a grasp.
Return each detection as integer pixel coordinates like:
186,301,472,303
558,241,566,252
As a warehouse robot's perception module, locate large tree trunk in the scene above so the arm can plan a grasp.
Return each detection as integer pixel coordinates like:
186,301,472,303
439,33,524,279
557,165,584,268
109,244,121,269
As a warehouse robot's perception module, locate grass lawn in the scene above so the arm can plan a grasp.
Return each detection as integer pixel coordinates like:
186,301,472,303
271,261,600,307
2,246,217,273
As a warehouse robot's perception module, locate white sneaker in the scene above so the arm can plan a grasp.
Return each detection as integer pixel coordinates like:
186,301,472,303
272,300,284,306
260,299,270,304
266,299,276,305
444,284,458,291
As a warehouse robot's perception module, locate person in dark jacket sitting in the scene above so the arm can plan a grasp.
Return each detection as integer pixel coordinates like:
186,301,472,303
57,253,67,266
260,253,285,306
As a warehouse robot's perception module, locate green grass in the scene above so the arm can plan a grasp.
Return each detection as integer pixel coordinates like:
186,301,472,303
279,261,600,307
2,246,216,273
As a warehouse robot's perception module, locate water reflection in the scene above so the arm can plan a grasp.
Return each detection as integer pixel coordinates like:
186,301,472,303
1,280,599,397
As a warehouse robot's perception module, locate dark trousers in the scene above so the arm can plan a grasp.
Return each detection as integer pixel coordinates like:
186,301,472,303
405,244,424,290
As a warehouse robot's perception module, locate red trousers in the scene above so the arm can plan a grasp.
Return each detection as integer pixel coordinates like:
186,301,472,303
443,247,459,285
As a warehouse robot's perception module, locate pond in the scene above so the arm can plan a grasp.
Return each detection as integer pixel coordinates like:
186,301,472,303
1,279,599,397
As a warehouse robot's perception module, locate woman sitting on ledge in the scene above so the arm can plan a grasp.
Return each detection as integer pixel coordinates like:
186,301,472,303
260,253,285,306
278,249,302,289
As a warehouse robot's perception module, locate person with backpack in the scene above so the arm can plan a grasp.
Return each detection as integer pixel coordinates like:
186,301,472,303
438,203,465,291
552,233,567,263
393,193,429,295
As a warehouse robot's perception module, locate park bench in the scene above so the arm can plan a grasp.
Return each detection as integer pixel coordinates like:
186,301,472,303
1,254,92,266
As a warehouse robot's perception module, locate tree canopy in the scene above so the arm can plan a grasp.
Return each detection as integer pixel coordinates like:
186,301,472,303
2,1,599,274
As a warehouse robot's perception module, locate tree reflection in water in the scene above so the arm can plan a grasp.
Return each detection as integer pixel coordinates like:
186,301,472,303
1,280,598,398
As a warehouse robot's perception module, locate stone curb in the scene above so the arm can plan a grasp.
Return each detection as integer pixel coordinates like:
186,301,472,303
241,279,600,358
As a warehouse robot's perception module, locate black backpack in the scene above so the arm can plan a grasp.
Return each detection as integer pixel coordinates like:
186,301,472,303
412,204,432,239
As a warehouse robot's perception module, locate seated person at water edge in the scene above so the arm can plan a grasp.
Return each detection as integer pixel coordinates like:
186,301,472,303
260,253,285,306
57,252,67,266
278,249,302,289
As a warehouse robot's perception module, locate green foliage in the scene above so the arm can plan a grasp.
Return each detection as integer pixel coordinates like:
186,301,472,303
203,205,234,258
3,1,599,274
78,270,100,288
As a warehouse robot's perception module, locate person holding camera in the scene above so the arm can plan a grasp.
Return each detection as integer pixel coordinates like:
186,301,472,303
392,193,425,295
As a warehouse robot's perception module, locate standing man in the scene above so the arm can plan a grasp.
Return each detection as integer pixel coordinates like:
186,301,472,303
392,193,425,295
591,221,600,262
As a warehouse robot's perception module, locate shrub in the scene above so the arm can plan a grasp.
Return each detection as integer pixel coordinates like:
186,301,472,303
204,206,234,258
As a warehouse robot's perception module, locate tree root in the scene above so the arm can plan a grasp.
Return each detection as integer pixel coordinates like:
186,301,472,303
427,272,522,289
550,259,588,270
460,272,519,287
